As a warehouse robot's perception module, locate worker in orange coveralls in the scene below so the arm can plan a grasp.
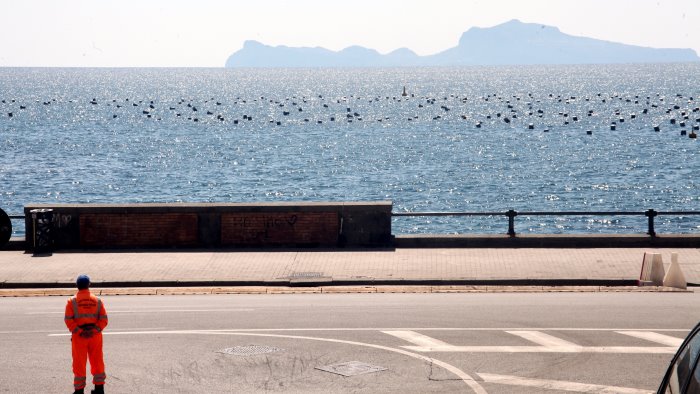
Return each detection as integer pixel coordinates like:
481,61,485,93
64,274,108,394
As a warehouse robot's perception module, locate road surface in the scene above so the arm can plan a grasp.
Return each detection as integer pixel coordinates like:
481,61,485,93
1,292,697,393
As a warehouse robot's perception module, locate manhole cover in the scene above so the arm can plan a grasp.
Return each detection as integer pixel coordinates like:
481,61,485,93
316,361,388,377
289,272,323,279
217,345,283,356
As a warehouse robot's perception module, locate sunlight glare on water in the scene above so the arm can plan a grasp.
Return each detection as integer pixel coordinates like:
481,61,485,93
0,65,699,236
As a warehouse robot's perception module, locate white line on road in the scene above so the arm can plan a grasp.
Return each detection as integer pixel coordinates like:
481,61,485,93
26,309,254,314
32,326,691,331
51,329,487,394
382,330,454,348
384,330,677,354
507,331,580,348
477,372,653,394
616,331,684,347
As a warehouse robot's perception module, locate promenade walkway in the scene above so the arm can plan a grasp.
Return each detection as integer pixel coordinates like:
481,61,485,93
0,248,698,295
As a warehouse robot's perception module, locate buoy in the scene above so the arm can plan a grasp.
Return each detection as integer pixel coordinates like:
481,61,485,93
690,132,697,139
402,86,408,97
663,252,687,289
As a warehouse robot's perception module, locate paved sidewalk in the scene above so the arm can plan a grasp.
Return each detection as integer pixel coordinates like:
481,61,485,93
0,248,698,289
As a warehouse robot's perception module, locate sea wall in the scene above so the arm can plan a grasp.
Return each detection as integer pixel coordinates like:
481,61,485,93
23,202,393,250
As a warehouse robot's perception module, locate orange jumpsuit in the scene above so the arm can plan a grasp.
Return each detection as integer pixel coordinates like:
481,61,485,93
64,289,108,391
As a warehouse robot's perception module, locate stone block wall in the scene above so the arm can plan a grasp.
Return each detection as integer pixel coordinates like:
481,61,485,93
23,202,392,250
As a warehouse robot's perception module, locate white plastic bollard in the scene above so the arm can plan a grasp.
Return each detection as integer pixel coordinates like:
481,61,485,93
650,253,665,286
663,252,687,289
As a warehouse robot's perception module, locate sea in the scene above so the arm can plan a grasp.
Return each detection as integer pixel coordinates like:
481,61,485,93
1,64,699,237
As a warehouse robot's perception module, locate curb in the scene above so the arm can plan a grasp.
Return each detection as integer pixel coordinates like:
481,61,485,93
0,278,642,289
0,285,691,297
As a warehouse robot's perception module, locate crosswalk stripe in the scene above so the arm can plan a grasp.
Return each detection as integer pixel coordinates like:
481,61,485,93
616,331,684,347
506,330,580,348
382,330,453,348
382,330,677,354
477,372,653,393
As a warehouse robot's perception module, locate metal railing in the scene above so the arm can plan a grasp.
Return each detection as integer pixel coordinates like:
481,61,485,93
5,209,700,237
392,209,700,236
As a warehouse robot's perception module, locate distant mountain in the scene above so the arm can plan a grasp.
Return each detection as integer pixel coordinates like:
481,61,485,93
225,19,699,67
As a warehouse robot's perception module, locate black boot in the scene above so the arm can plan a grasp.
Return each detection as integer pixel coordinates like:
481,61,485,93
73,389,84,394
91,384,104,394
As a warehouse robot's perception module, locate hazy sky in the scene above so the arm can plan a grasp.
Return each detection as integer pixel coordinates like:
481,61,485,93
1,0,698,67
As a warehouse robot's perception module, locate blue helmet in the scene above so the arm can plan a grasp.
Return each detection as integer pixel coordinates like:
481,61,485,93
76,274,90,289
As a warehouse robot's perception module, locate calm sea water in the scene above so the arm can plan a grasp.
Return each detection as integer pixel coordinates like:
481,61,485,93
1,65,699,237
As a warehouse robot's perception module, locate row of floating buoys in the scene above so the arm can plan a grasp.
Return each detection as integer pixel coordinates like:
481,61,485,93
2,91,700,134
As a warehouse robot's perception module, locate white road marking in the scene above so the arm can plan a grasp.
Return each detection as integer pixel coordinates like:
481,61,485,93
507,330,580,348
26,309,254,314
383,330,454,347
616,331,684,347
32,326,692,331
52,329,487,394
384,330,678,354
477,372,653,394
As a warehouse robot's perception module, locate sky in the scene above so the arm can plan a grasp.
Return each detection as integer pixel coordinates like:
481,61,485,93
1,0,698,67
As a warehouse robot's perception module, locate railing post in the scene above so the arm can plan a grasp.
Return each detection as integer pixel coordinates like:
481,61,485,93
506,209,517,237
645,209,657,237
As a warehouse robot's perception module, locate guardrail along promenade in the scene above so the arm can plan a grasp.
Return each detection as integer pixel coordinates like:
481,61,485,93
1,203,699,251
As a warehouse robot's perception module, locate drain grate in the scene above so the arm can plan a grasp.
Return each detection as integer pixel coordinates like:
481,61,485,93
217,345,283,356
289,271,323,279
316,361,388,377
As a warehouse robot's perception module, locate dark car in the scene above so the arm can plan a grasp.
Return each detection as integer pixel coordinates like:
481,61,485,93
658,321,700,393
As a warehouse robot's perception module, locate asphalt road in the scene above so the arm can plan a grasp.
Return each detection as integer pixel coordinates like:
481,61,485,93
1,292,698,393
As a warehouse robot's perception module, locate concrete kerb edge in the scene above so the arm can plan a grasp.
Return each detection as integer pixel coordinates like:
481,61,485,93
0,285,691,297
0,278,645,290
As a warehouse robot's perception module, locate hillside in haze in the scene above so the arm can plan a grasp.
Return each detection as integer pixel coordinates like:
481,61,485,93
225,19,699,67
